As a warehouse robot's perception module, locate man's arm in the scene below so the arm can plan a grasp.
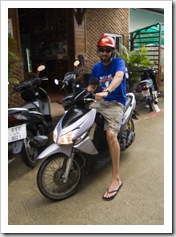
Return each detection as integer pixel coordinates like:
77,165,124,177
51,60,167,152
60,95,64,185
95,71,124,101
87,84,97,92
87,77,100,92
106,71,124,92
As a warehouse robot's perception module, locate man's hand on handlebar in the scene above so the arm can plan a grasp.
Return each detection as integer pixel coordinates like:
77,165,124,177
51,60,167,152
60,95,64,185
95,91,108,101
87,84,96,92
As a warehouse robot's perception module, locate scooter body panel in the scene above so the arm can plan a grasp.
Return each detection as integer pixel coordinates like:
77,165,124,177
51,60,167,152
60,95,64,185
121,93,136,126
37,143,73,159
56,108,96,139
37,135,98,160
74,136,98,155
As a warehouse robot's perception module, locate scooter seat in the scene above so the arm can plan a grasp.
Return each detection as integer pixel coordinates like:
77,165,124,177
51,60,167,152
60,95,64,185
8,107,28,115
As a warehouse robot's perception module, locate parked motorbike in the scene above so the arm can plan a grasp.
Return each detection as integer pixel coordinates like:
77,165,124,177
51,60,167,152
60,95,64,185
8,65,52,168
59,60,82,93
55,60,89,110
139,68,158,111
36,79,136,201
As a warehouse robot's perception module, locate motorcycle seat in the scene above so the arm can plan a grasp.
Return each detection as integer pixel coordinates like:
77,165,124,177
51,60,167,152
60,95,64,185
8,107,29,115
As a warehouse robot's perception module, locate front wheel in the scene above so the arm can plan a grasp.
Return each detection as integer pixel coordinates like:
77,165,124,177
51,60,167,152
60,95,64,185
37,153,84,201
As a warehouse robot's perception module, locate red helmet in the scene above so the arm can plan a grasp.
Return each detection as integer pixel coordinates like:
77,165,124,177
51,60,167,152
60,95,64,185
97,35,115,48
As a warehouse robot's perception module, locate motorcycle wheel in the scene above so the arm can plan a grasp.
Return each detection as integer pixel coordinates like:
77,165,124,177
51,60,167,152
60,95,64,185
147,97,154,111
127,118,135,132
20,130,38,168
37,153,84,201
119,118,135,151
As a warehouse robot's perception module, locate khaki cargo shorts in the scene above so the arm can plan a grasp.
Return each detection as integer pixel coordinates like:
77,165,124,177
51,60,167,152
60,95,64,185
89,100,125,134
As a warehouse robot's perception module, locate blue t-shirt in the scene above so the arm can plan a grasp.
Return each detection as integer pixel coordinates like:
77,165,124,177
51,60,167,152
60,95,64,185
90,57,126,106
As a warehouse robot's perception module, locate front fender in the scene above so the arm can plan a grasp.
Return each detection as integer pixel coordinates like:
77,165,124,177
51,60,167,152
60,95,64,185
37,143,73,159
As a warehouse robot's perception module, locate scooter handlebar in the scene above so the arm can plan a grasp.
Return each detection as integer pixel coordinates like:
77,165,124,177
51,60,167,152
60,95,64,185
30,76,48,86
40,77,48,81
9,77,48,96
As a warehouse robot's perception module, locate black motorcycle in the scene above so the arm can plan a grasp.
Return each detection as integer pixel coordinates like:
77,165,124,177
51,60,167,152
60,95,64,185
139,68,158,111
8,65,52,168
55,60,90,110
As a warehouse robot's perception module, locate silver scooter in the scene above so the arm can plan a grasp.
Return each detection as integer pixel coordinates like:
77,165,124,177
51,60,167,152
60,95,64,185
36,84,136,201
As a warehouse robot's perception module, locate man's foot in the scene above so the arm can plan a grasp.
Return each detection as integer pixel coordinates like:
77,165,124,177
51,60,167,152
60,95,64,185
102,182,123,201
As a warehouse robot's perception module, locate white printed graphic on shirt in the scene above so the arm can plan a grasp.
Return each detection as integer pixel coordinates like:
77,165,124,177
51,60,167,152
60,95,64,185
105,81,109,87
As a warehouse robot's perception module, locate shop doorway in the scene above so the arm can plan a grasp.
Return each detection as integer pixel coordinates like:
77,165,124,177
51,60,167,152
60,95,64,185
18,8,75,101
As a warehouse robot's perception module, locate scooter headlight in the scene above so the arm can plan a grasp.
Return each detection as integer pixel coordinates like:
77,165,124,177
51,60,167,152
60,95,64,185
53,127,58,143
53,128,79,145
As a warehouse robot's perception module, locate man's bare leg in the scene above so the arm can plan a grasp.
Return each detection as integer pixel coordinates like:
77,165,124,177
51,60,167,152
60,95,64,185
103,129,122,199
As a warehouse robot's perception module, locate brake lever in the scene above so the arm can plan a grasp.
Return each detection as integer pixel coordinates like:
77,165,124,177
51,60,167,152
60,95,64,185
41,77,48,81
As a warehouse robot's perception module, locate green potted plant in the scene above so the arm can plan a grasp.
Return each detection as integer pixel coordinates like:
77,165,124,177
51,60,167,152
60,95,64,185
115,44,154,90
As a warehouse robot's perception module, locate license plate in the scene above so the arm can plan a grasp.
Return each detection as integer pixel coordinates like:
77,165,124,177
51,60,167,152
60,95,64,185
8,124,27,143
142,89,150,96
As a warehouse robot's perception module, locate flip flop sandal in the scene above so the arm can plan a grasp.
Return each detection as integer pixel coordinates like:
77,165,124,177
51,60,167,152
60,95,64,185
102,183,123,201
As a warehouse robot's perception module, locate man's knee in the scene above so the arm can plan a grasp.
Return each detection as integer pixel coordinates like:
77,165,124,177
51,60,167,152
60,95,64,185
106,129,117,141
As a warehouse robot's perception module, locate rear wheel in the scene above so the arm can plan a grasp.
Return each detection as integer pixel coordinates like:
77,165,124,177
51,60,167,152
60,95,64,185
119,118,135,151
127,118,134,132
20,130,38,168
147,97,154,111
37,153,84,201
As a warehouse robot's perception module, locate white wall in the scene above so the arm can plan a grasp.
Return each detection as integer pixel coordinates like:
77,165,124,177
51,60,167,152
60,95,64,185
130,9,164,32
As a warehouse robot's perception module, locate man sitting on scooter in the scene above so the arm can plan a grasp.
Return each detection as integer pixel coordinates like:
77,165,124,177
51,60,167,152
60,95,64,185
87,35,127,200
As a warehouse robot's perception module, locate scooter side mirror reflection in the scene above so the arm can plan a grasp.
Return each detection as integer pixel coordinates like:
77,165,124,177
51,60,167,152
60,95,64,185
74,60,80,67
37,65,45,72
54,79,59,85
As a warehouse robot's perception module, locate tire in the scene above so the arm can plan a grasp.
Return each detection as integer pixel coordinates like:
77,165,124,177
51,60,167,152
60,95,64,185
127,118,135,132
119,118,135,151
147,97,154,111
37,153,84,201
20,130,38,168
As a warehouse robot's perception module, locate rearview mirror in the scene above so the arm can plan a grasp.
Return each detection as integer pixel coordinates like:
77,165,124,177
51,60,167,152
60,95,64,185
54,79,59,85
37,65,45,72
74,60,80,67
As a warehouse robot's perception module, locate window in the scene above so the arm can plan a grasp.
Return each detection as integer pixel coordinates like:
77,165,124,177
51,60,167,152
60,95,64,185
104,33,123,53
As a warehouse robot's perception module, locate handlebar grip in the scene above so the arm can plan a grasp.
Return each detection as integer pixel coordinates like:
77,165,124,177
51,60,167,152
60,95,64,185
9,76,48,96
